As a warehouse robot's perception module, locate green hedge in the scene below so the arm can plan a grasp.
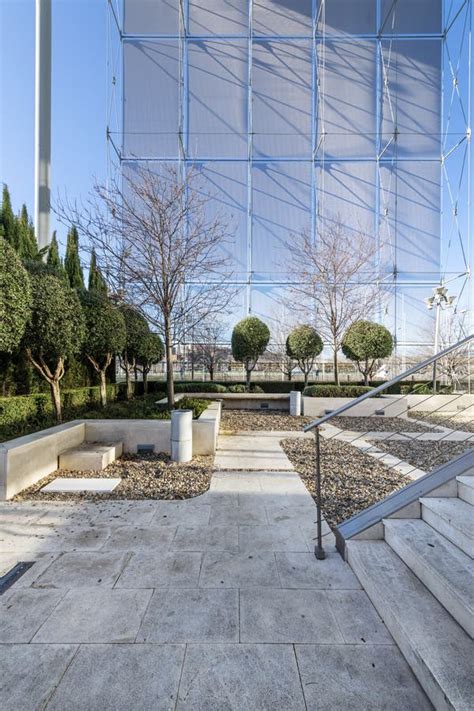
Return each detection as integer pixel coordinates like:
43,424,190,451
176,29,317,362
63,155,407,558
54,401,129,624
174,382,228,394
0,384,120,430
303,384,374,398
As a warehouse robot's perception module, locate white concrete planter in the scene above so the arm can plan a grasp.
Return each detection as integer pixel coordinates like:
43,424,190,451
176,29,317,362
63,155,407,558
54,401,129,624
0,401,222,500
302,395,408,418
407,394,474,413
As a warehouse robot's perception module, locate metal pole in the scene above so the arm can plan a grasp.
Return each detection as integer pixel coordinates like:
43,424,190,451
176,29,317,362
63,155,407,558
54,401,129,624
314,427,326,560
433,300,441,393
34,0,52,250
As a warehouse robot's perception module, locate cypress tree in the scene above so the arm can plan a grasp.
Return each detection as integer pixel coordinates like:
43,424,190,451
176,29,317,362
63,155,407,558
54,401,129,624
88,249,108,295
17,204,38,260
46,231,64,273
0,185,17,249
64,225,84,289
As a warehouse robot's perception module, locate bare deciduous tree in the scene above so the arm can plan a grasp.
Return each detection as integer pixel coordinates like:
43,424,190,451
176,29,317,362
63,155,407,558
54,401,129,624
285,219,382,385
193,320,229,381
56,164,235,406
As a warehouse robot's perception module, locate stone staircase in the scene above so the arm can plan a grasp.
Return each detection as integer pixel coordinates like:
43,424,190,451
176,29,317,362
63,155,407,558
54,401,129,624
346,469,474,711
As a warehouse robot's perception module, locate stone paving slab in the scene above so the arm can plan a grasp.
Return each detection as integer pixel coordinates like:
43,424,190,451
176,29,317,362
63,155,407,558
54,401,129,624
0,588,65,643
137,589,239,643
41,477,121,493
275,551,362,590
240,588,344,644
0,644,78,711
177,644,306,710
115,552,202,589
32,551,129,589
214,434,293,470
46,644,185,711
33,589,152,644
101,525,176,551
199,551,280,588
295,644,432,710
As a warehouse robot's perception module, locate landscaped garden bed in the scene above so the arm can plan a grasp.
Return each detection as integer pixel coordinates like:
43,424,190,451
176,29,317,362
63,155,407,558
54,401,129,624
0,393,207,443
325,416,434,432
408,410,474,433
281,437,408,529
220,409,313,432
368,439,473,473
13,451,213,502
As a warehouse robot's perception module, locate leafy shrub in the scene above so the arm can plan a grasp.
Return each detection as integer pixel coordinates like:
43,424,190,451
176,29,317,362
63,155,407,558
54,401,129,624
303,384,374,398
251,385,264,393
228,384,246,393
176,397,209,419
175,382,227,394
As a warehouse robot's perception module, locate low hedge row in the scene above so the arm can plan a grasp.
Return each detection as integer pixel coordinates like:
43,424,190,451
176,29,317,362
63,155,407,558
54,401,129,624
0,384,120,427
303,384,374,398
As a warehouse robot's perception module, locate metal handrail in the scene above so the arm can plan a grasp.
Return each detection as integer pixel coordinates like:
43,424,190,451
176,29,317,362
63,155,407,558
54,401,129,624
306,333,473,560
304,334,474,432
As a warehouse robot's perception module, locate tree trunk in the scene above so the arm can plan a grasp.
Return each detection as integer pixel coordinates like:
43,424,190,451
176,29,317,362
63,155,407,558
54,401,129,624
125,366,133,400
143,369,148,395
99,370,107,407
246,365,251,392
50,380,62,423
209,363,214,381
304,372,309,388
165,319,174,407
333,347,339,386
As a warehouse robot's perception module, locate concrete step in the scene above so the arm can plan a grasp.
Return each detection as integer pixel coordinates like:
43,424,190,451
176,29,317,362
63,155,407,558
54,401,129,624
384,519,474,638
347,540,474,711
457,476,474,505
421,498,474,558
58,441,123,471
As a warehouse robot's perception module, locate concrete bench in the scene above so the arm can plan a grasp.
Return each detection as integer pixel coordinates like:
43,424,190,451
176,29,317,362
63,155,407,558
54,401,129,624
58,441,123,471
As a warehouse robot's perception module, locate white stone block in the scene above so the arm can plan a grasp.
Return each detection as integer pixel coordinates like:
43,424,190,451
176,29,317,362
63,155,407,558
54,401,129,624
41,477,121,493
59,442,123,471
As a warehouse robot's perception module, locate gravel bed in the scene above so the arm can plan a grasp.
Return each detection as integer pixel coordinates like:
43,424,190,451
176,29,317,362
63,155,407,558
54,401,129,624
408,411,474,433
281,438,408,529
220,409,312,432
14,453,213,502
369,440,473,473
326,416,433,432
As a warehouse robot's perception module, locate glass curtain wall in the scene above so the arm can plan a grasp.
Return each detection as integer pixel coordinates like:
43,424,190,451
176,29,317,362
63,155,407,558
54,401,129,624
106,0,472,351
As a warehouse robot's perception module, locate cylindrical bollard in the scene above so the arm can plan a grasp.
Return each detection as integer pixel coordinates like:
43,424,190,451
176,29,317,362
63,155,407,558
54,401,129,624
171,409,193,462
289,390,301,417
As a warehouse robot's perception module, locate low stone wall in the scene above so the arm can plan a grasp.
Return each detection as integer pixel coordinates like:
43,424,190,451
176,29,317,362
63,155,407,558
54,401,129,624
168,393,290,411
0,421,85,500
0,402,221,500
302,395,408,418
407,393,474,413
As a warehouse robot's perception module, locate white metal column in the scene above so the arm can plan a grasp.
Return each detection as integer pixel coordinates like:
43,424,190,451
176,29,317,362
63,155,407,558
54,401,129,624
34,0,52,250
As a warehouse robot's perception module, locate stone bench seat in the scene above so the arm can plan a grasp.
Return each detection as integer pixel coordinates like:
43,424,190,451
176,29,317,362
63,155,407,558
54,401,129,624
58,441,123,471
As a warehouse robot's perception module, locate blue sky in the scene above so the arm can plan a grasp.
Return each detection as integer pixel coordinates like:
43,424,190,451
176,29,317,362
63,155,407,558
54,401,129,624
0,0,106,252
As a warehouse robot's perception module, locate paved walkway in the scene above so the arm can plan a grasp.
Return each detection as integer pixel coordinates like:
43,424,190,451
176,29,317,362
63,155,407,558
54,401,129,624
0,432,431,709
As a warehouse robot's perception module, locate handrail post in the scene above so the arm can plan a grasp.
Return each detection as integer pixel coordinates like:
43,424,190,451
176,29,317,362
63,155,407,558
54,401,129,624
314,426,326,560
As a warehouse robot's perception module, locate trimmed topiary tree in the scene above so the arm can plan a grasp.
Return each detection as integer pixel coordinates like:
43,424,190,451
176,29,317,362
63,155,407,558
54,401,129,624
23,272,86,421
231,316,270,391
286,325,324,388
119,305,150,400
342,320,393,385
0,237,32,354
137,332,164,395
80,291,126,406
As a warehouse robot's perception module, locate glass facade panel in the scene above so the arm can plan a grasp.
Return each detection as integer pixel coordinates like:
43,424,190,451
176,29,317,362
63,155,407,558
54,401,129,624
114,0,472,348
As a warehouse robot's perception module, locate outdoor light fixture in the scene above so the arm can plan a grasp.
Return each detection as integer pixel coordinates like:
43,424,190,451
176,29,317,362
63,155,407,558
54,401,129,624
426,285,456,392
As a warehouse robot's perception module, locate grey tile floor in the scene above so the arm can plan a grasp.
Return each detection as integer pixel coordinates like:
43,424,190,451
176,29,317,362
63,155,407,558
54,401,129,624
0,433,431,709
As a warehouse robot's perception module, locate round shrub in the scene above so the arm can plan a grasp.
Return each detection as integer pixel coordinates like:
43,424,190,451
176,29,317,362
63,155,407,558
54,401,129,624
231,317,270,390
342,320,393,385
286,325,323,387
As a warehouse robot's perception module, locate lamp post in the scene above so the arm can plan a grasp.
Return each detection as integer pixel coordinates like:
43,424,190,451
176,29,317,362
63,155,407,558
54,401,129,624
424,286,456,393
